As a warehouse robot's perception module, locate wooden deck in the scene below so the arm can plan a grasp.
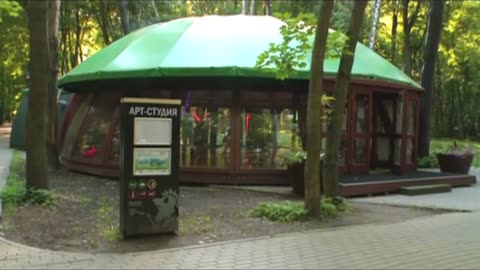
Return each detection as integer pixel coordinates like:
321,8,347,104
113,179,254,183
339,170,477,197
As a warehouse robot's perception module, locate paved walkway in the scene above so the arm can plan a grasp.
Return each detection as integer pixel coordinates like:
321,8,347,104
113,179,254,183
0,211,479,269
352,169,480,212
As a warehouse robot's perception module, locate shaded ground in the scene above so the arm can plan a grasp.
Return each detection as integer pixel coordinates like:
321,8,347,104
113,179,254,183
0,163,450,254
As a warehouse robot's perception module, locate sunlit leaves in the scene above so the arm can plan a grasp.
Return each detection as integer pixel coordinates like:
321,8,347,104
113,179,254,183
0,1,22,24
255,12,347,80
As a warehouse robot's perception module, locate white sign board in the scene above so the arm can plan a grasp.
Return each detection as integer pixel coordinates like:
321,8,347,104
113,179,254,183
134,117,171,145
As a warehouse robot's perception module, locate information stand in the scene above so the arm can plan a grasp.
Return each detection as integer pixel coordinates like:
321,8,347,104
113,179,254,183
119,98,181,238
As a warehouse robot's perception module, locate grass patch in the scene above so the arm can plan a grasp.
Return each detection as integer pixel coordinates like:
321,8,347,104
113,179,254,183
179,214,213,235
96,198,121,241
250,197,350,223
0,151,56,212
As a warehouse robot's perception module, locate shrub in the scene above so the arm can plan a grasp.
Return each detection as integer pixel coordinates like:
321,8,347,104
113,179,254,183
418,155,439,168
0,151,56,207
251,201,307,223
251,197,350,223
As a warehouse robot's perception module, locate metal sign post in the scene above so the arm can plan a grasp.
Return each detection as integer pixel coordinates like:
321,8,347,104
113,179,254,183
119,98,181,238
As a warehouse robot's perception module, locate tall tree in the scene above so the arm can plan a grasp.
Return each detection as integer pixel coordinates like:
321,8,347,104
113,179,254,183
369,0,381,49
418,0,445,157
151,0,160,21
25,0,49,189
249,0,255,15
242,0,246,14
98,0,111,45
323,0,368,197
46,0,61,169
264,0,271,15
119,0,130,35
304,0,334,216
402,0,422,77
390,0,399,63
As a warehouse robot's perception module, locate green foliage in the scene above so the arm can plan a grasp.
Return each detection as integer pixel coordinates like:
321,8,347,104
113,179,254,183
96,198,121,241
250,197,350,223
251,200,307,223
417,155,439,168
281,150,307,166
255,12,347,80
0,1,22,23
0,151,56,207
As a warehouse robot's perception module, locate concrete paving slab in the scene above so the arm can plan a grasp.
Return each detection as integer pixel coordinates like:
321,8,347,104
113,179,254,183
351,168,480,212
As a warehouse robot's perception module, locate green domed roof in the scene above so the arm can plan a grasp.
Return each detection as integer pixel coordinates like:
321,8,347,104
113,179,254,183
58,15,421,90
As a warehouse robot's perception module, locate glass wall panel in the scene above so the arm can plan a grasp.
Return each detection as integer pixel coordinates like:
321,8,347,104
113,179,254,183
180,106,232,168
356,95,369,133
407,138,415,164
408,100,417,135
377,137,390,161
240,108,299,169
394,139,402,165
110,123,120,162
395,98,403,134
74,95,118,161
355,138,368,163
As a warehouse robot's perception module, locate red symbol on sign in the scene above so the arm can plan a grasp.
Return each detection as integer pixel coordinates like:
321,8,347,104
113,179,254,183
148,190,157,199
128,191,136,201
138,190,147,200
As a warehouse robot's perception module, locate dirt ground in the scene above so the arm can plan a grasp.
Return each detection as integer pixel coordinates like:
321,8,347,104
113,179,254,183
0,166,448,254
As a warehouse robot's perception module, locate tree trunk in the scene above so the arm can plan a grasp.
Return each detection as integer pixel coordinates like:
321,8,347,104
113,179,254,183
305,0,334,217
369,0,381,49
264,0,271,15
46,0,60,170
98,0,111,45
402,0,412,76
323,0,368,197
26,0,49,189
250,0,255,15
119,0,130,35
242,0,246,14
418,0,444,157
391,0,398,63
402,0,422,77
151,0,160,21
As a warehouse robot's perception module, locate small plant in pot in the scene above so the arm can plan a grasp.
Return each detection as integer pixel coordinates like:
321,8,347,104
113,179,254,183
436,142,474,174
282,149,324,195
282,149,307,195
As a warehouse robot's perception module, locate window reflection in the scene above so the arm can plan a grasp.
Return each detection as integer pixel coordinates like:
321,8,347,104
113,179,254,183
408,100,417,135
356,95,369,133
74,95,118,161
240,108,299,169
180,106,232,168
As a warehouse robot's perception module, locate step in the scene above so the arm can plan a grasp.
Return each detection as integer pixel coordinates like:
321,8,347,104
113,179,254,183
399,184,452,196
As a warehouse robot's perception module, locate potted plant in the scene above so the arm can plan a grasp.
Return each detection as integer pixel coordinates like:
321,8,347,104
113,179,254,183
282,150,323,195
282,150,307,195
436,142,474,174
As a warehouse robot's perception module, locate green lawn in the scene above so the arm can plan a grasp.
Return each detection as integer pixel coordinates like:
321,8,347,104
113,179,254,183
429,138,480,167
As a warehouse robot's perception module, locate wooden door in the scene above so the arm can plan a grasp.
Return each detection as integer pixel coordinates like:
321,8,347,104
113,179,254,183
349,91,372,174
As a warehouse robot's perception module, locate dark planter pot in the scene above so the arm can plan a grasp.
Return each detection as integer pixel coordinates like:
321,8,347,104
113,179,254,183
436,153,473,174
287,160,322,195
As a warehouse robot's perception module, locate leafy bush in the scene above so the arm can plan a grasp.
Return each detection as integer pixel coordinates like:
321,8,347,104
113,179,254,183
251,201,307,223
0,151,56,207
251,197,350,223
418,155,439,168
